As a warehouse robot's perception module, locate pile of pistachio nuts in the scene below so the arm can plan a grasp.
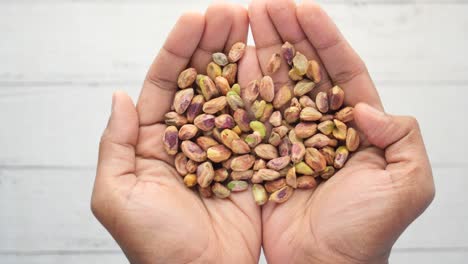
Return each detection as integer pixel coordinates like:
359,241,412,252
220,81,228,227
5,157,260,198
163,42,359,205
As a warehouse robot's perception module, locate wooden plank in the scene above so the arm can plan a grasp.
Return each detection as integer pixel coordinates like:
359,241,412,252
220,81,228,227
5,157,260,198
2,250,468,264
0,3,467,84
0,83,465,167
378,84,468,168
393,167,468,248
390,250,468,263
2,0,467,3
2,251,468,264
0,86,120,167
0,252,127,264
0,167,465,252
0,168,120,251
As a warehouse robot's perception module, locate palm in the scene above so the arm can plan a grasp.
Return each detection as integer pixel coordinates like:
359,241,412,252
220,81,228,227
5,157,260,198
106,156,260,263
92,3,263,263
245,0,412,262
94,1,434,263
262,148,399,263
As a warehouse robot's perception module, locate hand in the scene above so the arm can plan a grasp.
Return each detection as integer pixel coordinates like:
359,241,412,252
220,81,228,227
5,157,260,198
246,0,435,263
91,3,262,264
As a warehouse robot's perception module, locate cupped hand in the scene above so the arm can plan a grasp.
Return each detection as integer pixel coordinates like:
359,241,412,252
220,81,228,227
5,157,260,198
246,0,435,263
92,1,436,263
91,3,262,264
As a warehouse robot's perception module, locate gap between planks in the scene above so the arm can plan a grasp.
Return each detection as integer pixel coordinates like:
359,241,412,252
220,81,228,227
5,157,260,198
1,247,468,256
0,163,467,171
1,80,468,89
1,0,467,4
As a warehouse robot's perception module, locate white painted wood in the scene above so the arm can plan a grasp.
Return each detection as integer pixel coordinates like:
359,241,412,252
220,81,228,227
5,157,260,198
0,84,465,167
1,0,466,262
390,250,468,263
378,84,468,168
0,3,466,84
393,167,468,248
1,0,463,3
3,251,468,264
0,167,465,252
0,168,120,251
1,253,128,264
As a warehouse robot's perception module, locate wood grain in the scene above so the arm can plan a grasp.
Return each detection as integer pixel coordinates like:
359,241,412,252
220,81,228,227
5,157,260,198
0,1,466,263
0,252,127,264
0,3,467,85
390,250,468,263
3,250,468,264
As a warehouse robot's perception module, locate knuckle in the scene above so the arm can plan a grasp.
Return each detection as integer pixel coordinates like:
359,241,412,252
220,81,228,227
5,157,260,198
403,116,420,130
145,73,176,93
332,62,368,85
314,34,342,52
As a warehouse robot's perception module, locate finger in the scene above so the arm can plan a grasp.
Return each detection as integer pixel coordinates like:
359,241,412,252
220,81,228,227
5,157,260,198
266,0,332,89
190,3,236,73
297,1,383,109
137,12,205,126
354,103,424,152
354,103,435,215
237,46,263,114
354,103,433,189
97,92,139,184
224,4,249,56
249,0,290,86
238,46,263,89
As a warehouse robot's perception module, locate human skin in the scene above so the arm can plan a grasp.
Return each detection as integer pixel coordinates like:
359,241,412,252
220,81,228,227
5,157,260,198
91,3,262,264
248,0,435,263
91,1,435,263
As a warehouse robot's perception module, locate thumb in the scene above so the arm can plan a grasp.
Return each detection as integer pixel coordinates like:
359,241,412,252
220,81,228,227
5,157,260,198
354,102,424,152
354,103,434,213
97,91,139,182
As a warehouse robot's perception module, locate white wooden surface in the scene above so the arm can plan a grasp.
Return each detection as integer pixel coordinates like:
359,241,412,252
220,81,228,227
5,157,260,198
1,0,467,263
